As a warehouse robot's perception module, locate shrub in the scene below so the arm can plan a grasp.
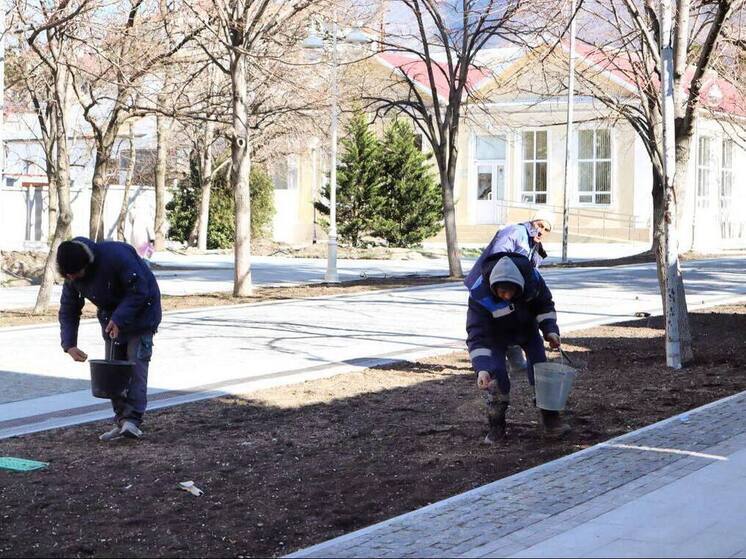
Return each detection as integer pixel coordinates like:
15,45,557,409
167,157,275,249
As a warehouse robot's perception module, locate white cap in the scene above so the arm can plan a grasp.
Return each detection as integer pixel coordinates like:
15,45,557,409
530,209,555,232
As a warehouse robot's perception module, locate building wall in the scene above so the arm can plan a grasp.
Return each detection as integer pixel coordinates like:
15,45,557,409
0,182,157,250
444,103,651,245
680,120,746,251
1,110,160,251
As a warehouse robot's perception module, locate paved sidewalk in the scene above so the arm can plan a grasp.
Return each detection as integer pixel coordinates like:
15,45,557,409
0,254,462,310
0,241,652,310
289,391,746,558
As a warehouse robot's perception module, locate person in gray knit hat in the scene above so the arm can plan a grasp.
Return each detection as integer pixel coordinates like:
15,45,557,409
465,251,570,443
464,211,556,378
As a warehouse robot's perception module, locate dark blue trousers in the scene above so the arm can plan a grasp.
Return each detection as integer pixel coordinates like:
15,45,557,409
487,327,547,397
103,331,153,426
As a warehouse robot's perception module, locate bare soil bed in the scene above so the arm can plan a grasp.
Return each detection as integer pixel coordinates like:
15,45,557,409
1,304,745,558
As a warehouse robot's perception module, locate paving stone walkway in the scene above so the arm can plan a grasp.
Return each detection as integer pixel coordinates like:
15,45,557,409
289,391,746,558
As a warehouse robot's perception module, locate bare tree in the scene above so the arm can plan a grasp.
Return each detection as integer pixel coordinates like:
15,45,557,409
11,0,88,313
187,120,217,250
547,0,744,365
367,0,560,277
7,49,60,239
187,0,315,296
68,0,195,241
153,103,171,250
115,126,137,241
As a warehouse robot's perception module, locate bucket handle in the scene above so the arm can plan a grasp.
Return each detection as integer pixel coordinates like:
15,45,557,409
559,348,574,366
107,340,118,362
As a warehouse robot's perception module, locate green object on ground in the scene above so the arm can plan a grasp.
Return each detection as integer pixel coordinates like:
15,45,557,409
0,456,48,472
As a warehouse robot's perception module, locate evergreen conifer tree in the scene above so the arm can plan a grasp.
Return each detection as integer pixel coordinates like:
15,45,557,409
315,111,382,247
373,120,442,247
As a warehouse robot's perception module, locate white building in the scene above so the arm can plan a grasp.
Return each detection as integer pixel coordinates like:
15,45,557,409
0,105,159,251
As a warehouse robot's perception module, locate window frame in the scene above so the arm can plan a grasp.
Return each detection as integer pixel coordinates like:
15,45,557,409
473,134,507,203
720,138,733,211
696,135,713,210
272,154,299,191
576,128,613,206
520,129,549,205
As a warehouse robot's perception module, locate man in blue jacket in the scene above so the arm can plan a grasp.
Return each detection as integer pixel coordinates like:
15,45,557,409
464,210,555,376
466,251,570,443
57,237,162,441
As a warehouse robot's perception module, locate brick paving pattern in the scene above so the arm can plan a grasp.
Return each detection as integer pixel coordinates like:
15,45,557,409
289,393,746,558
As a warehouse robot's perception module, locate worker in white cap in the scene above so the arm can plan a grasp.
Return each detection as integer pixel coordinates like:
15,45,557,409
464,210,555,375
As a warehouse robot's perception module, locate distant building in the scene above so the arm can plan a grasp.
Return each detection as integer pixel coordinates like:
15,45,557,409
270,47,746,251
0,104,159,251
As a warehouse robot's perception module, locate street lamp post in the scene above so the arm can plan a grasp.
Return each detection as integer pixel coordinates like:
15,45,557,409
303,17,368,283
561,0,577,264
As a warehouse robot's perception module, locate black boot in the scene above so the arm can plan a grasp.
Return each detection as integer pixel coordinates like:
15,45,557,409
538,409,571,438
484,401,509,444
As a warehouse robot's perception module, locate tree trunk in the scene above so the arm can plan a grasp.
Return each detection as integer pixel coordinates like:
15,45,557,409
651,170,666,300
231,55,252,297
154,113,170,251
189,122,214,251
89,156,109,241
116,132,137,241
440,155,462,278
659,0,693,367
47,177,59,241
34,118,74,314
671,137,694,364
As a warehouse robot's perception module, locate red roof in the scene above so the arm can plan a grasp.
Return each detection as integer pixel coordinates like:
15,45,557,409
568,40,746,117
377,52,491,98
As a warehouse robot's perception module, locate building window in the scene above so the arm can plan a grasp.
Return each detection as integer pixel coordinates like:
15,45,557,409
475,135,506,160
522,131,547,204
577,129,611,205
696,136,712,209
272,155,298,190
119,149,157,186
477,165,493,200
720,139,733,209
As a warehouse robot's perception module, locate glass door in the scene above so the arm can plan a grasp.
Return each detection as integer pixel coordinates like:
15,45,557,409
476,163,505,224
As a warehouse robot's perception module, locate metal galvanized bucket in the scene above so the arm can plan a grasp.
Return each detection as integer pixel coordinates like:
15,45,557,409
533,350,577,411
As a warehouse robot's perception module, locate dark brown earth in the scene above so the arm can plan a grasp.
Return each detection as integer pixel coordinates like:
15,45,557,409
1,304,745,558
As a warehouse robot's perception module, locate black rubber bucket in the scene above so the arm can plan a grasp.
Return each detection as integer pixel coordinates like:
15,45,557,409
89,359,135,399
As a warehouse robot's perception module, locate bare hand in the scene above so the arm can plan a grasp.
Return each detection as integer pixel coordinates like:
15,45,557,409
67,347,88,362
104,320,120,339
545,333,561,349
477,370,494,390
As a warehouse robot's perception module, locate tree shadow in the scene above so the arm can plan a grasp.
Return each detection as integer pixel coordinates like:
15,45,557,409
0,370,91,405
1,309,745,558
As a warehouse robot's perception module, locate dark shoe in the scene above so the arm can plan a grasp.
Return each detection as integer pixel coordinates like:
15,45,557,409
483,401,509,444
539,409,571,438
